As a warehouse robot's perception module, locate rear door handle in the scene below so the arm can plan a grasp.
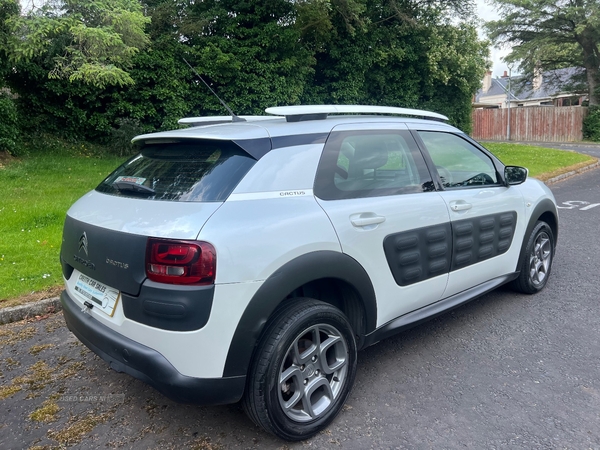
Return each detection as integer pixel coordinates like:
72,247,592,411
350,213,386,228
449,201,472,211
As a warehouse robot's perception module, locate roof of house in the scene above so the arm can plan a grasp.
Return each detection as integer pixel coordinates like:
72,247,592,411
476,67,587,103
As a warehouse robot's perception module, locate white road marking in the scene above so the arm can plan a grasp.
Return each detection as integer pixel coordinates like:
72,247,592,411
580,203,600,211
556,201,600,211
557,201,589,209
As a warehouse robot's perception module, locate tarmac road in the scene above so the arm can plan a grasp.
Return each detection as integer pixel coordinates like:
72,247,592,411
1,168,600,449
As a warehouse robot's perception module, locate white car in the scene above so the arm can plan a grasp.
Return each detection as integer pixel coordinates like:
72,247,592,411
60,105,558,440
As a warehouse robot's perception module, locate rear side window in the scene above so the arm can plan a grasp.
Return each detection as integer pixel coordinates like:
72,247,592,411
314,130,434,200
96,139,256,202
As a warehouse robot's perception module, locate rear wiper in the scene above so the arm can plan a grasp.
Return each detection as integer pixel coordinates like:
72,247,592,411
112,181,156,195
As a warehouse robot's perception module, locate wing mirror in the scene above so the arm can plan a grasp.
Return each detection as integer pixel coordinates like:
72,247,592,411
504,166,528,185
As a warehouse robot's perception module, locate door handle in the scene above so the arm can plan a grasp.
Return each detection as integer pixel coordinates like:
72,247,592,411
350,213,386,228
449,201,472,211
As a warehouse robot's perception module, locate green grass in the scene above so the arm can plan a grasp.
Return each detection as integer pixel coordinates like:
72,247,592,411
483,142,595,178
0,139,596,304
0,138,125,303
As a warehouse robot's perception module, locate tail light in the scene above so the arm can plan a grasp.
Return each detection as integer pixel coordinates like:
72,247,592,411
146,239,216,285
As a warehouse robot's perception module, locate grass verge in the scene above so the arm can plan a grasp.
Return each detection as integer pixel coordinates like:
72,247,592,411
0,137,125,303
484,142,595,179
0,139,596,306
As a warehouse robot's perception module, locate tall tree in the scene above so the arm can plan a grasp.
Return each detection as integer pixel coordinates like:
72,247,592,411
485,0,600,105
180,0,314,115
298,0,487,131
6,0,149,88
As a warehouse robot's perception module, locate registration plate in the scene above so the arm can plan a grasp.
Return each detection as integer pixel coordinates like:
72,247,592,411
74,273,120,317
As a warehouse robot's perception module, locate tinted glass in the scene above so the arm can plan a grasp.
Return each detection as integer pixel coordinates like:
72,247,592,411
314,130,434,200
418,132,498,188
96,139,256,202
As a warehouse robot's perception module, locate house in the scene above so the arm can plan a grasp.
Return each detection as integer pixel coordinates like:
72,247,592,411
475,67,588,108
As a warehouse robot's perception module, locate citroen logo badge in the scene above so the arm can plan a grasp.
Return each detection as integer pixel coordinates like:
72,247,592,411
78,232,89,256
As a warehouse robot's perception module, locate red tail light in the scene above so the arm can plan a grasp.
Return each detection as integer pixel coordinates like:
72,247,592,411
146,239,216,285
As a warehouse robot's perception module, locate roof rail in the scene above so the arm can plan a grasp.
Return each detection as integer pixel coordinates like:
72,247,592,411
178,116,282,127
264,105,449,122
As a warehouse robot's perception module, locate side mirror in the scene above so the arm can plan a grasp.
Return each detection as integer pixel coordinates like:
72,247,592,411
505,166,528,185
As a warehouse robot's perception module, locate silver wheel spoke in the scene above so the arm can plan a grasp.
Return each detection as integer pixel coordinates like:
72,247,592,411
303,377,334,418
293,327,319,365
319,335,347,374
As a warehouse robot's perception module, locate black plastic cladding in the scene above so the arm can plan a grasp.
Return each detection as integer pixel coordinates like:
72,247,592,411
383,223,452,286
121,282,214,332
61,217,147,296
383,212,517,287
451,211,517,271
61,291,245,405
222,251,377,378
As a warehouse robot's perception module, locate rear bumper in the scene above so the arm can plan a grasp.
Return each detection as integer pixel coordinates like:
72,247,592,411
61,290,246,405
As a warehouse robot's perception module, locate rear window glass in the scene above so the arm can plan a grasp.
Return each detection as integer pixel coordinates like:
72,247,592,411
96,139,256,202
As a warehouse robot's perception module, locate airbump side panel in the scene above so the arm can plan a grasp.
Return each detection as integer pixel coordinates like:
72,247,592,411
383,223,452,286
451,211,517,271
383,211,518,286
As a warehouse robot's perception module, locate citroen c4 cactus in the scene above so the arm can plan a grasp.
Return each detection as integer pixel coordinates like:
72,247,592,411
60,105,558,440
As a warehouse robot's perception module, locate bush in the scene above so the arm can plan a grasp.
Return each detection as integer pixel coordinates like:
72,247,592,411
583,106,600,142
0,92,19,154
109,118,145,156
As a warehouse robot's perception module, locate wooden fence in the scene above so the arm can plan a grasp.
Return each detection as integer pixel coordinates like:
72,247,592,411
471,106,588,142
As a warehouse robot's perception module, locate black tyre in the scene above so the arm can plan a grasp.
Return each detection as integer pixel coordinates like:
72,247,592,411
512,221,554,294
242,299,357,441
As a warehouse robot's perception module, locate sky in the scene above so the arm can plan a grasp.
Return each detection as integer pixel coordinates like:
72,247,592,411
475,0,515,77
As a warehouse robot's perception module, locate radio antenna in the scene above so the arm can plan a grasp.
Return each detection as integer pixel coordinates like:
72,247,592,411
183,58,245,122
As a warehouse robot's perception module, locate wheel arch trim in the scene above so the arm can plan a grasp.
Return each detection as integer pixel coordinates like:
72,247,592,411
516,199,558,274
222,251,376,377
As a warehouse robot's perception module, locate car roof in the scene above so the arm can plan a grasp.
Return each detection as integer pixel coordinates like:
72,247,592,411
131,105,460,158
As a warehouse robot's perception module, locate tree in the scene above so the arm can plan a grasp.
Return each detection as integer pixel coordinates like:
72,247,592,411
485,0,600,105
298,0,487,131
0,0,19,85
6,0,149,88
180,0,315,115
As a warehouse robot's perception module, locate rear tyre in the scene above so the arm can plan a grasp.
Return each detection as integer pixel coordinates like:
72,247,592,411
512,221,554,294
242,299,357,441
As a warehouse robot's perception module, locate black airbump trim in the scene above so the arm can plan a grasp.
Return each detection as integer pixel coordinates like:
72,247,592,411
222,251,376,377
451,211,517,271
383,223,452,286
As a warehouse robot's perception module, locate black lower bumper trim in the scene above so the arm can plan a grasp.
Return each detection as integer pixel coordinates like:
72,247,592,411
61,291,245,405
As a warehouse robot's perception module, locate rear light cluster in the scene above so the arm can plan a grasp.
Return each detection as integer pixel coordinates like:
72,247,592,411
146,239,216,285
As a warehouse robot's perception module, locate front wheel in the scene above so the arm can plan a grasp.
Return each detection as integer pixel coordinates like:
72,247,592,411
512,221,554,294
242,299,357,441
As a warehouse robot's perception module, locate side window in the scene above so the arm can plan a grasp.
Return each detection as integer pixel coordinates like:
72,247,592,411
418,132,499,188
314,130,434,200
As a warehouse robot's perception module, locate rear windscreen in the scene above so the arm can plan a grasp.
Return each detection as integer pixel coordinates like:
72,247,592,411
96,139,256,202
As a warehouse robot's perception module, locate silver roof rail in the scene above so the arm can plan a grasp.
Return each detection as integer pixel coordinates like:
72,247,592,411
265,105,449,122
178,116,282,127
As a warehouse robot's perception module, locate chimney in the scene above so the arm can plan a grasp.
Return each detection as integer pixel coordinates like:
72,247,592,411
502,70,508,78
483,70,492,93
533,62,542,90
